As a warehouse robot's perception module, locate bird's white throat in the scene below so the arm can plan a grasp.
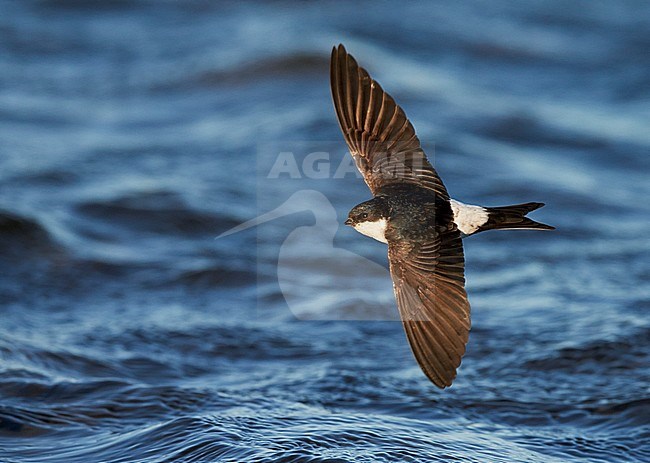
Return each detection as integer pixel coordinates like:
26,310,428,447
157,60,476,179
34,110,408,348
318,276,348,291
450,199,489,236
353,218,388,244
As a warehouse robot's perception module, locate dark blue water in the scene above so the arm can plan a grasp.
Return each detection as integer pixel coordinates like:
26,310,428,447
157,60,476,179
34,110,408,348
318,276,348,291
1,1,649,462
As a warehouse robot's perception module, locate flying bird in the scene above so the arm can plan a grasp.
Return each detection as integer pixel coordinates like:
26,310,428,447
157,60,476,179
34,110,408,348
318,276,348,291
331,44,554,388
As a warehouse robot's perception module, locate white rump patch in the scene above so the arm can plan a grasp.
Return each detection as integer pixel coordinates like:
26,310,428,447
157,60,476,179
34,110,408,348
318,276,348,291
353,218,388,244
450,199,489,236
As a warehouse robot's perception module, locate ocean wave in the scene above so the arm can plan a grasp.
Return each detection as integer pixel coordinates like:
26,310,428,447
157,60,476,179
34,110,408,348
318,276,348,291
524,328,650,372
160,52,329,91
73,190,233,237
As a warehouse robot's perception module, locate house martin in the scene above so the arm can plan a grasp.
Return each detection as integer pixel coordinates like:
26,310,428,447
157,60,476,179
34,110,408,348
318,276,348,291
331,44,554,388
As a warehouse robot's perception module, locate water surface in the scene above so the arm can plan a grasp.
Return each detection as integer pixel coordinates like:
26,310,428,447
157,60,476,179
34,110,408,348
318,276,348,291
1,1,649,462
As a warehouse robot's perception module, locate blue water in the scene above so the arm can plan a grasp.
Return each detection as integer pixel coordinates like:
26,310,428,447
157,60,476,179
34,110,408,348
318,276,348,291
1,1,649,462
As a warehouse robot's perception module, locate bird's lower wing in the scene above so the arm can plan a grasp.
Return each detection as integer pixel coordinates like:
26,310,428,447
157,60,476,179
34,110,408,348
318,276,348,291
388,228,471,388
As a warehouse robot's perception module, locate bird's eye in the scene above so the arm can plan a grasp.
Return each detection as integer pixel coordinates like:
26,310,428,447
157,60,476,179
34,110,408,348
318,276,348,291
360,213,368,219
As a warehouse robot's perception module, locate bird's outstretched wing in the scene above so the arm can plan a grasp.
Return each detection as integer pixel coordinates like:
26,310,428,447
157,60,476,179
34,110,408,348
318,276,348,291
330,44,449,199
388,226,470,388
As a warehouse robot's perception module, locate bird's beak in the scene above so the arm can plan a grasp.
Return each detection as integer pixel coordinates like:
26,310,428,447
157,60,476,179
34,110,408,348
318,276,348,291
344,218,353,226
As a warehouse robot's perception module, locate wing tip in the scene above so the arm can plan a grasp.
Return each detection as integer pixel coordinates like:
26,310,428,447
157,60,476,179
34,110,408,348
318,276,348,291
333,43,360,73
331,43,347,60
426,367,457,389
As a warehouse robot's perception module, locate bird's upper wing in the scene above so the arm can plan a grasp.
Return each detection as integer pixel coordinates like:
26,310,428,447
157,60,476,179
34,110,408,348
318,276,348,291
388,226,470,388
330,44,450,199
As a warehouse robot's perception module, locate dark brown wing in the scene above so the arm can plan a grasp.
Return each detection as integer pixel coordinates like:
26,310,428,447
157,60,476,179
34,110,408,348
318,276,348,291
330,44,449,199
388,227,470,388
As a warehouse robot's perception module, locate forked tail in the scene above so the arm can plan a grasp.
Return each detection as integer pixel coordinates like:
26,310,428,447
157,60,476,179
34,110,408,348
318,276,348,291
480,202,555,232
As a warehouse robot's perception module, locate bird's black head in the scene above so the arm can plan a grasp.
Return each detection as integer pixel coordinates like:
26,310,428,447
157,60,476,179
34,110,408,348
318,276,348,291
345,198,388,226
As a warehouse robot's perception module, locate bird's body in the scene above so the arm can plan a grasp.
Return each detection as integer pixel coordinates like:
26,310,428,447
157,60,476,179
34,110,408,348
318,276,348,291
331,44,553,388
348,186,454,244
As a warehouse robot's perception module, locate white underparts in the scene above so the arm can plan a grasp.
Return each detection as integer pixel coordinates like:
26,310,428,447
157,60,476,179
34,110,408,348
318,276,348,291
449,199,489,236
353,218,388,244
